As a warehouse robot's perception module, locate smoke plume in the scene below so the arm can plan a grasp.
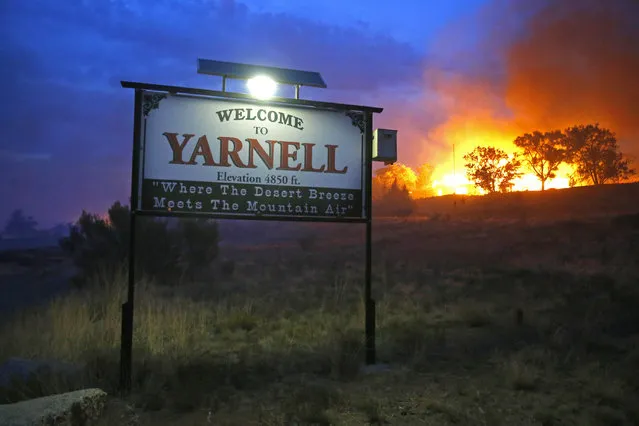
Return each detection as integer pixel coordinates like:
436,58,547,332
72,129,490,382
421,0,639,180
505,0,639,145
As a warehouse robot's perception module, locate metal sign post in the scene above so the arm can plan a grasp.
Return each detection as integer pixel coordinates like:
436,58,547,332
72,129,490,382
118,61,395,393
364,111,375,364
119,89,142,394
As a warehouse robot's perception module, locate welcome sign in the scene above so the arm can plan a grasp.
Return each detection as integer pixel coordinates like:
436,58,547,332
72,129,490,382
137,91,368,221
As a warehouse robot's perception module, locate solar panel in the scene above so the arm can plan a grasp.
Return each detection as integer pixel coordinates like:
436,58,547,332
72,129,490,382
197,59,327,88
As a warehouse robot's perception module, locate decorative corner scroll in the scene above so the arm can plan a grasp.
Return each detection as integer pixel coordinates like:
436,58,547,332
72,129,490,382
142,93,167,117
345,111,365,134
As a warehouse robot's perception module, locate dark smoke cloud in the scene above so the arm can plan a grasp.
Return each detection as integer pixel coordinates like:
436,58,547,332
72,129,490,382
421,0,639,168
505,0,639,152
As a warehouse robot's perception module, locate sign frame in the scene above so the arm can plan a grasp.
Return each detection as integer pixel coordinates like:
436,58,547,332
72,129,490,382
126,82,378,223
119,80,382,392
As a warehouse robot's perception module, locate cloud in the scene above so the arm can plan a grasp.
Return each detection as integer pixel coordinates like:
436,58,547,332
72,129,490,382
0,0,426,226
412,0,639,172
503,0,639,147
0,150,51,162
2,1,424,93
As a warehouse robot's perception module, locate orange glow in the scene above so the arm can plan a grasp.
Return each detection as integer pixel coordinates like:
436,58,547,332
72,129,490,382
511,164,573,192
432,173,472,196
408,0,639,200
424,114,576,196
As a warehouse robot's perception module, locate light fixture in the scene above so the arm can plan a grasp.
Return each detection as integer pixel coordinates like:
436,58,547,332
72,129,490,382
246,75,277,100
197,59,327,100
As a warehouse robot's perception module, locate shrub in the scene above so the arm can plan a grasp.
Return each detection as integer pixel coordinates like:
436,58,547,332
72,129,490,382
60,201,219,286
374,180,416,217
180,217,220,281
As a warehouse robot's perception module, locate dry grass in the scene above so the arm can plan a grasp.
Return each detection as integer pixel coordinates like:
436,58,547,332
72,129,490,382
1,207,638,424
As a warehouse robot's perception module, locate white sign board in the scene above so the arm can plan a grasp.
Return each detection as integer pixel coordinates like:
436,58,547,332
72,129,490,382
137,92,367,220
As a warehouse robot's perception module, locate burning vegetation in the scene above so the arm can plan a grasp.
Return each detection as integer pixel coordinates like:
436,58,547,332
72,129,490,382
383,0,639,200
374,123,635,199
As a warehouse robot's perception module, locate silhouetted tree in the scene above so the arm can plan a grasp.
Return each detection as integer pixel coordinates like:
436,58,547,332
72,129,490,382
180,217,219,279
372,162,434,200
414,163,435,198
463,146,522,193
514,130,567,191
60,201,219,287
3,209,38,236
563,124,635,185
371,174,388,201
374,180,416,216
373,163,417,193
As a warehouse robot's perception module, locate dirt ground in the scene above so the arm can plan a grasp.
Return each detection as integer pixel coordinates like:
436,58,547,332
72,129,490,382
1,184,638,425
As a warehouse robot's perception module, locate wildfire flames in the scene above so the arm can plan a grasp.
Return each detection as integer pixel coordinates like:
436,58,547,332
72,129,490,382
428,123,576,196
432,167,574,197
393,0,639,198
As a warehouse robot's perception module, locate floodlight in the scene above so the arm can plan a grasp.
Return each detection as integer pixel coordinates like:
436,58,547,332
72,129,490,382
246,75,277,100
197,58,327,99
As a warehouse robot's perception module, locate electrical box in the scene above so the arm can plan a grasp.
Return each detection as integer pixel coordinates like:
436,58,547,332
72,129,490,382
372,128,397,163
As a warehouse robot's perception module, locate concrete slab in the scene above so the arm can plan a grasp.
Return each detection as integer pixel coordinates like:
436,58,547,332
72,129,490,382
0,388,107,426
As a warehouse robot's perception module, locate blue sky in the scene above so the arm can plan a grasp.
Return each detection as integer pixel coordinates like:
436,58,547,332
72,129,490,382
0,0,494,227
2,0,636,228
